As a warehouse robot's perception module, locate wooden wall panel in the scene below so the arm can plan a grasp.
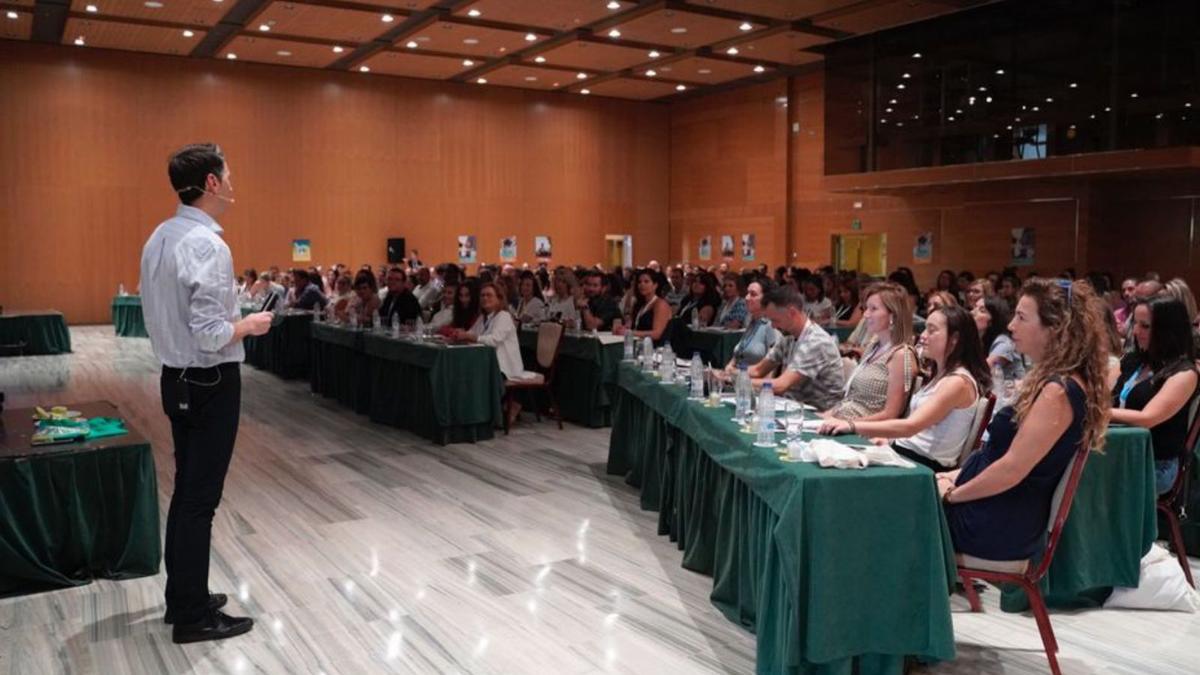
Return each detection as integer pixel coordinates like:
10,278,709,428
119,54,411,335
0,41,668,324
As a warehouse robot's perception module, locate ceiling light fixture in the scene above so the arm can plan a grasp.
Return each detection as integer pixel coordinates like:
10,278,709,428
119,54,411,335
576,72,587,79
896,83,906,89
580,89,590,95
739,22,753,31
85,4,98,13
676,84,686,91
912,52,922,58
477,77,487,84
360,66,370,72
406,41,418,48
74,36,85,45
258,24,270,32
607,1,621,9
381,14,394,23
182,29,194,37
1130,92,1139,98
468,9,481,17
462,59,474,66
534,56,546,63
646,69,656,77
902,72,910,79
525,33,537,42
753,65,765,73
1045,97,1053,103
648,50,660,58
276,50,291,56
670,27,686,34
5,11,17,19
1069,82,1078,88
608,28,621,38
994,68,1005,75
726,47,738,55
144,1,163,7
226,53,237,59
332,45,344,53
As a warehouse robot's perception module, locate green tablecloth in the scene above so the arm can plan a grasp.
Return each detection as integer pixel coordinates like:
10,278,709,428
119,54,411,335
608,364,956,674
1000,425,1158,612
111,296,148,338
0,402,160,595
309,323,502,444
518,330,623,428
244,312,313,380
671,321,744,367
0,311,71,355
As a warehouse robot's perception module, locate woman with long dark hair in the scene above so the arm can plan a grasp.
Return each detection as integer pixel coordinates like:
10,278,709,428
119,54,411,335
677,271,721,326
1111,296,1200,494
614,268,671,345
972,296,1025,380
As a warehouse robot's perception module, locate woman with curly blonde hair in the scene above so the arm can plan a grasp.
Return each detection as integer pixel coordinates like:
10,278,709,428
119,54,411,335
938,278,1111,562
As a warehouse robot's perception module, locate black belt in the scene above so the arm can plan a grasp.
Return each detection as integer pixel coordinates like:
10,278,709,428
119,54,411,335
162,362,239,376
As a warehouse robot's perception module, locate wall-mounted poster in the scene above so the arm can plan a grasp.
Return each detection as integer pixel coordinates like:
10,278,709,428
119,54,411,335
1011,228,1035,266
741,234,756,261
534,236,552,260
698,236,712,261
720,235,735,260
292,239,311,262
500,236,517,262
913,232,933,264
457,235,477,264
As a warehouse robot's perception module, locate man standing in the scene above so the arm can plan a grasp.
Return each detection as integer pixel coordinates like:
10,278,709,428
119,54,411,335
747,285,844,410
141,143,272,644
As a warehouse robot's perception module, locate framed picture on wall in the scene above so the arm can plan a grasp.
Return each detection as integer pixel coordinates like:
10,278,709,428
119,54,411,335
913,232,933,264
292,239,311,262
699,236,712,261
720,235,734,260
534,236,552,260
1011,228,1035,266
457,235,477,264
500,236,517,262
741,234,756,261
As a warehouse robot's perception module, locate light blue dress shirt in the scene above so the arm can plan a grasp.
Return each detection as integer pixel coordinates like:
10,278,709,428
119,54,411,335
139,204,244,368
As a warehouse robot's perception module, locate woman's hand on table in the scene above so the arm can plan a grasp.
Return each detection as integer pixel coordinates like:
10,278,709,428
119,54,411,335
818,419,851,435
613,324,627,336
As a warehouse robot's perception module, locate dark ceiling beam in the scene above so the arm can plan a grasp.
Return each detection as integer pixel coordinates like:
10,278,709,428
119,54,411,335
565,47,694,92
384,45,481,62
64,11,205,33
330,0,474,70
238,31,358,49
575,31,680,56
653,60,823,103
666,0,778,26
694,47,789,70
287,0,413,15
439,14,554,37
791,19,851,41
30,0,69,44
190,0,273,58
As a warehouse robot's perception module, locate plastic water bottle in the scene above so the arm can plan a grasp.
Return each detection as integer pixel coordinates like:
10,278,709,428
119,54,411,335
659,350,673,383
373,311,383,333
391,313,400,339
991,363,1005,405
415,316,425,338
691,307,699,330
735,365,751,422
623,331,635,361
642,337,654,372
348,306,359,329
689,353,704,399
118,283,126,297
756,382,775,446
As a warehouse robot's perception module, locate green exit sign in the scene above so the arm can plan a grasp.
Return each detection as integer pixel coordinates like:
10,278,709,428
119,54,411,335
851,219,862,230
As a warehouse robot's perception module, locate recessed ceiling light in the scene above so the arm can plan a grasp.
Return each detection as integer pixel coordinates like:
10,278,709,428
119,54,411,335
1032,106,1040,111
1046,97,1053,103
753,65,765,73
524,76,539,82
698,68,711,74
1069,82,1078,88
947,116,955,121
726,47,738,55
462,59,474,66
1090,114,1097,119
381,14,394,23
1130,92,1139,98
182,30,194,37
525,33,537,42
468,9,481,17
676,84,686,91
74,36,85,45
332,45,344,53
258,24,270,32
406,41,418,48
648,50,660,58
897,83,906,89
880,118,888,124
276,50,291,56
226,53,237,59
498,47,507,53
576,72,587,79
1006,125,1013,130
645,69,656,77
608,28,621,38
994,68,1005,75
1156,112,1164,119
360,66,370,72
670,27,686,34
896,122,904,127
1104,106,1111,111
1187,103,1193,108
607,1,621,9
889,98,897,104
476,77,487,84
85,4,98,13
463,38,479,45
5,11,17,20
739,22,753,31
902,72,910,79
580,89,590,95
534,56,546,63
985,96,993,103
885,107,893,113
912,52,922,58
144,1,163,7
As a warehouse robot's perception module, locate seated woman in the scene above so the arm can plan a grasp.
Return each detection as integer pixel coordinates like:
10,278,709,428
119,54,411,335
972,296,1025,381
819,305,990,472
544,270,581,327
339,270,380,325
824,282,918,421
833,279,862,329
513,272,546,324
722,277,779,371
925,290,957,316
1111,296,1200,495
614,268,672,346
428,282,458,331
451,282,532,425
676,272,721,326
964,278,994,309
715,274,749,329
937,278,1110,563
801,276,835,325
440,278,480,337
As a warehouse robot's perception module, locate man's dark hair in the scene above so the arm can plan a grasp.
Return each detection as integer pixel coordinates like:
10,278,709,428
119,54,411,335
168,143,225,206
292,269,309,285
762,284,805,312
388,266,406,281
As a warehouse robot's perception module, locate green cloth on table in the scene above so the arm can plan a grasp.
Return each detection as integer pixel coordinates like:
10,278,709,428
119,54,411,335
671,321,745,367
111,296,148,337
1000,425,1158,611
85,417,129,440
518,331,623,427
608,364,956,674
0,311,71,355
245,312,313,379
0,442,160,595
309,323,371,415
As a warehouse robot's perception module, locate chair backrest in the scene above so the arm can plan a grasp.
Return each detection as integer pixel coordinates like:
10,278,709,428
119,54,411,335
955,392,996,466
1163,392,1200,506
1032,439,1093,581
535,321,564,370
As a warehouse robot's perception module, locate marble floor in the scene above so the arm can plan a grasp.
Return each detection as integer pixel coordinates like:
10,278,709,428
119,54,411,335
1,326,1198,675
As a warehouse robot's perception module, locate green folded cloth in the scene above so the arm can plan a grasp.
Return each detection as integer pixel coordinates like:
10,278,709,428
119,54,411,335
31,418,89,446
84,417,128,440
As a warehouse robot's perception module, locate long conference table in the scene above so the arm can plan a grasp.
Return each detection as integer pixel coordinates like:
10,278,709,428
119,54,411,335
517,328,624,428
0,310,71,355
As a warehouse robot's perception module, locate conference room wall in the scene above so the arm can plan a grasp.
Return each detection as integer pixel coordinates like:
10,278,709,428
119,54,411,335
0,42,669,325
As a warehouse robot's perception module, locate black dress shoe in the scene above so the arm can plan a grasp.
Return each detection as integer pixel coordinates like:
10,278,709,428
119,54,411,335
164,593,229,625
172,610,254,644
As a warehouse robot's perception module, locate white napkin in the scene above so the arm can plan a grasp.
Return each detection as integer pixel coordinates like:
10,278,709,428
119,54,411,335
788,439,917,470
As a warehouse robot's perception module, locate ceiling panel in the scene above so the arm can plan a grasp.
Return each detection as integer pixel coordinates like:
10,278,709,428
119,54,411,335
69,0,226,27
609,7,761,48
533,39,656,71
813,1,954,34
405,19,547,58
253,1,394,43
63,17,205,55
223,35,341,68
359,50,470,79
736,30,827,65
452,0,634,31
483,63,577,91
1,9,32,41
682,0,854,21
585,77,680,100
656,56,766,84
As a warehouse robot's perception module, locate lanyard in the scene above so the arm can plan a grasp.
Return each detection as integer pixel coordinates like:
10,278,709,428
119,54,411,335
1118,365,1147,408
635,296,657,325
482,312,497,334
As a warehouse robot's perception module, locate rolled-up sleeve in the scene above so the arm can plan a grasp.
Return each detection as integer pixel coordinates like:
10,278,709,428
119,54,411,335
178,237,235,353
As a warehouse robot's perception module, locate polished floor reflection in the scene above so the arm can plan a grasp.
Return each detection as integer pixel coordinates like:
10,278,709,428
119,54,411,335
1,327,1198,674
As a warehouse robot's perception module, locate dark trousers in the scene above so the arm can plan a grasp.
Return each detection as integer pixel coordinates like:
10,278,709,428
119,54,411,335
160,362,241,625
893,443,955,474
